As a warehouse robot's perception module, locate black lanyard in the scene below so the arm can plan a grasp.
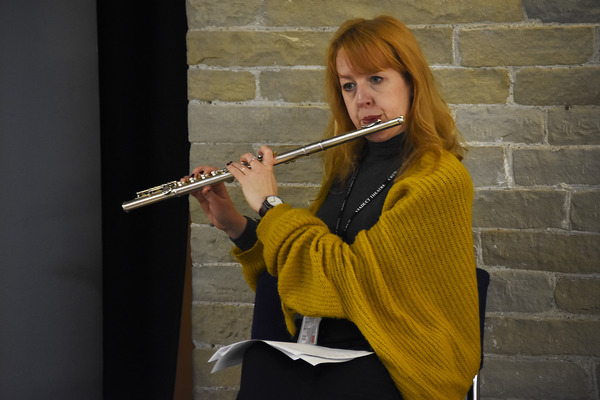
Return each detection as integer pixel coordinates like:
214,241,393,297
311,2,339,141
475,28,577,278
334,165,398,238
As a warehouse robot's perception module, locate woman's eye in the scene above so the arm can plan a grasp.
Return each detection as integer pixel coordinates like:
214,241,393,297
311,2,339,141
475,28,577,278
370,76,383,84
342,82,355,91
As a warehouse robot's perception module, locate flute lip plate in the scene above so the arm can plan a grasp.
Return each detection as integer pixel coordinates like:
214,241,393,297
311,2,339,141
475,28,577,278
361,119,381,129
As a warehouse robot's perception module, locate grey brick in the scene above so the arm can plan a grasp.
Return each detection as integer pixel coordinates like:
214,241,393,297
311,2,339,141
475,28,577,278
434,68,510,104
456,106,545,144
192,265,255,303
523,0,600,23
484,317,600,356
261,70,325,103
459,27,594,67
571,190,600,232
192,303,253,345
473,189,566,229
187,31,331,67
463,147,506,187
191,224,238,264
486,269,554,313
555,276,600,315
480,357,593,399
188,70,256,102
482,230,600,273
189,103,330,144
548,106,600,146
513,148,600,186
187,0,261,28
190,143,258,169
411,28,453,65
514,67,600,106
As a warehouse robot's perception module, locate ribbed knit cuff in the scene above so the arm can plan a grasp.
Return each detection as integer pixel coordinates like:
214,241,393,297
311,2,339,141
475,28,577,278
230,216,259,252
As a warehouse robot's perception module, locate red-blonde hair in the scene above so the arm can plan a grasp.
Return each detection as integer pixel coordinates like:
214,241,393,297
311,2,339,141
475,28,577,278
321,16,465,189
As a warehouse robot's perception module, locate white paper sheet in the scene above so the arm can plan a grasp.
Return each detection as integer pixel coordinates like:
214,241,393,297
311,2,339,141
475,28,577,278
208,340,373,373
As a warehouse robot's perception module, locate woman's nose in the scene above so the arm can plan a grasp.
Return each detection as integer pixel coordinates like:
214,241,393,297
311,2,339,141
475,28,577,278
357,85,373,107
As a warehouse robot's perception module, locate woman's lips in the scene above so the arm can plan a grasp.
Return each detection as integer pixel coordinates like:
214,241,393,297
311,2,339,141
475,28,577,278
361,115,382,126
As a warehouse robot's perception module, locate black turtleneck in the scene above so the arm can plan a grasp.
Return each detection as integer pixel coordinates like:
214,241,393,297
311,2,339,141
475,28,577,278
317,133,406,244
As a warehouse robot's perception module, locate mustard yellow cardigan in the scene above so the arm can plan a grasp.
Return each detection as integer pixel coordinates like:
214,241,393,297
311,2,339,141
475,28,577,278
233,151,480,399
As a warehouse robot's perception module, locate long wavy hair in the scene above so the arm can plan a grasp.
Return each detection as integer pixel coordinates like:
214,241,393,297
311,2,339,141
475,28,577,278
321,16,465,191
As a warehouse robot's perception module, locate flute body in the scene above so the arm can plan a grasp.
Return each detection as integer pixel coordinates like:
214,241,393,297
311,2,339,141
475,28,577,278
122,116,404,212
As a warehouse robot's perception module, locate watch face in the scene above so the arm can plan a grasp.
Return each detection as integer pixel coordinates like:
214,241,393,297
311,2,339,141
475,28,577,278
267,195,283,206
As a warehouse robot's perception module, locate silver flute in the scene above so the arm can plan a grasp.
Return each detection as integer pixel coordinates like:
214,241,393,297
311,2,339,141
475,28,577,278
122,116,404,212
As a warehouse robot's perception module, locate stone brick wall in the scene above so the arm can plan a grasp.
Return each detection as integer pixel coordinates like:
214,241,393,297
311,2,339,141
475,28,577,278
185,1,600,398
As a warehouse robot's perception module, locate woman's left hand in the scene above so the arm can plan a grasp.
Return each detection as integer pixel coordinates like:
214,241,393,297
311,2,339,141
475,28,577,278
227,145,279,213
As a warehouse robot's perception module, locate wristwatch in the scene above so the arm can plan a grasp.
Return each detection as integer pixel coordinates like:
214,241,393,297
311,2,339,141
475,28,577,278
258,195,284,217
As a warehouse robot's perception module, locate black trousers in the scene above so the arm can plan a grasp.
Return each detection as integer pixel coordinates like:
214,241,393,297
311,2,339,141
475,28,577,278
237,342,404,400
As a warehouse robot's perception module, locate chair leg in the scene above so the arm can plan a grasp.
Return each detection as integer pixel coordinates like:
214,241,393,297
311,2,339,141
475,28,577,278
470,374,479,400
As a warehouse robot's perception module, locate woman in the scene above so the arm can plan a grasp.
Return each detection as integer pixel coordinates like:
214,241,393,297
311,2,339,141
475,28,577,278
188,16,480,400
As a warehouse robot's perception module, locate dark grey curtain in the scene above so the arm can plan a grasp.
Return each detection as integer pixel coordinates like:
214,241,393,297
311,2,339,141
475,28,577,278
0,0,103,398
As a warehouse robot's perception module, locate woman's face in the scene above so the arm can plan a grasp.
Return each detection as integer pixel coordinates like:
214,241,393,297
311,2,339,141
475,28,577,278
336,49,411,142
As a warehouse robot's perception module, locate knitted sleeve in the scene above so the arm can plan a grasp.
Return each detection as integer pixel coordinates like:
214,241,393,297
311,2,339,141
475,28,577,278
238,151,480,399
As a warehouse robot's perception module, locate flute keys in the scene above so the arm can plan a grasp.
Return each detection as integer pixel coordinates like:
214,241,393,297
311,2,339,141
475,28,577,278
207,168,229,177
136,181,182,198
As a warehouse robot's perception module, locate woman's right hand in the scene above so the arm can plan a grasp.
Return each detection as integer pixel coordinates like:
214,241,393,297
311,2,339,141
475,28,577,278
182,165,247,239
